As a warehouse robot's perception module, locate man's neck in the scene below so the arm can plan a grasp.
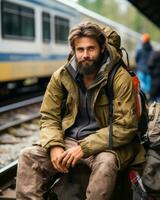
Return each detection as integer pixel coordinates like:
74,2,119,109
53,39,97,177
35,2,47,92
83,73,97,88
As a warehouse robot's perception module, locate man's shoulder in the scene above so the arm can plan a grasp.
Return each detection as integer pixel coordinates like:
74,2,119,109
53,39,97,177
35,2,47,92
51,64,68,80
114,65,132,81
112,65,133,91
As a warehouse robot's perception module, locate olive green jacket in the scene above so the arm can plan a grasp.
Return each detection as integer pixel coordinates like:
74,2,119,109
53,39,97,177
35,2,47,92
40,44,145,169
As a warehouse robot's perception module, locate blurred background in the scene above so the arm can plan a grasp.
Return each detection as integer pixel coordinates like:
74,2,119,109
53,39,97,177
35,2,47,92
0,0,159,105
74,0,160,41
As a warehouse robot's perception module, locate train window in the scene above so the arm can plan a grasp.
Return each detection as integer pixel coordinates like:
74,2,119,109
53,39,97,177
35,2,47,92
55,16,69,44
42,12,51,43
1,0,35,40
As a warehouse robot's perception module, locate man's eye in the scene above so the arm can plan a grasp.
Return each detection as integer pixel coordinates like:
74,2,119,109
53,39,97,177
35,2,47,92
77,48,83,52
89,47,95,51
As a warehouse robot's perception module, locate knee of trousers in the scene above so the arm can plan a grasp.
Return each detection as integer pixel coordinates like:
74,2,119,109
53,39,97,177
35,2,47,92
19,146,36,159
18,146,53,173
19,146,45,163
94,152,118,173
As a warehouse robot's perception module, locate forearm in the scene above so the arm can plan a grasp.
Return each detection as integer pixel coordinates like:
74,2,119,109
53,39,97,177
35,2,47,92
79,124,137,158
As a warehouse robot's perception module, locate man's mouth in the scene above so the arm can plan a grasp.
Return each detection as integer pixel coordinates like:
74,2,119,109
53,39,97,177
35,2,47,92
82,60,93,64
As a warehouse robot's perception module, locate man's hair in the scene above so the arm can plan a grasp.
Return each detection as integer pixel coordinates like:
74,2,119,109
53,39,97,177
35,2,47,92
68,21,106,50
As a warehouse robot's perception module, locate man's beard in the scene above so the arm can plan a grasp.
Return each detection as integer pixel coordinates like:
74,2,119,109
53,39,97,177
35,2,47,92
76,55,102,76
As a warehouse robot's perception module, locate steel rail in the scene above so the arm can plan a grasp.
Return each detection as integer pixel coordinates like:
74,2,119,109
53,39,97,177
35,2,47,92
0,113,40,132
0,96,43,114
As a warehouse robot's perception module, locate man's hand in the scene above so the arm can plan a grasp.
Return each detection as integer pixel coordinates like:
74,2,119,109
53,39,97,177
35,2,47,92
58,146,84,169
50,146,68,173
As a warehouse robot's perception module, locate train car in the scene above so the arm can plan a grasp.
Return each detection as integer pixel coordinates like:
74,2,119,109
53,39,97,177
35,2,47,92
0,0,159,98
0,0,81,97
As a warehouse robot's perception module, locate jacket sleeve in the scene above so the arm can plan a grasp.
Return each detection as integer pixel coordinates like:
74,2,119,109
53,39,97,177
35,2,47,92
39,70,65,151
79,67,138,157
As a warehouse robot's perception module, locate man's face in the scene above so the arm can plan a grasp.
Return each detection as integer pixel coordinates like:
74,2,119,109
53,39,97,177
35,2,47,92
74,37,103,75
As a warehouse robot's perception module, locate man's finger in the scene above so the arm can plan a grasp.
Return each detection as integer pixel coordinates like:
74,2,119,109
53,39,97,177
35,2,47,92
56,158,69,173
58,151,67,163
52,158,67,173
61,153,71,167
51,160,62,172
66,155,75,168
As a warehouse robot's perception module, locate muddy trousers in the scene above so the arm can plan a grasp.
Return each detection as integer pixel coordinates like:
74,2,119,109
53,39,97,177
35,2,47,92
16,139,118,200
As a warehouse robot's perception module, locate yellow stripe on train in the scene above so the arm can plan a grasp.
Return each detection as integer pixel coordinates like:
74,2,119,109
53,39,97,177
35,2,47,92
0,60,66,81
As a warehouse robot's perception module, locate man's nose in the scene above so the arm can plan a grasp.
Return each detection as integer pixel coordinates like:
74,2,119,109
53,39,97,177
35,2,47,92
83,49,90,59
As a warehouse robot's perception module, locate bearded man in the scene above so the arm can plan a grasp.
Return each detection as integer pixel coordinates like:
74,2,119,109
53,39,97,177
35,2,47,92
16,22,145,200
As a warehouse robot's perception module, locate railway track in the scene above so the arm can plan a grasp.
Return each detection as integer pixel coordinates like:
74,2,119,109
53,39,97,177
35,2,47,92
0,96,43,199
0,96,42,132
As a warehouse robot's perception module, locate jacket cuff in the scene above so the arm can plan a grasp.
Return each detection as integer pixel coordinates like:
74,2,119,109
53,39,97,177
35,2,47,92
42,141,65,152
78,140,92,158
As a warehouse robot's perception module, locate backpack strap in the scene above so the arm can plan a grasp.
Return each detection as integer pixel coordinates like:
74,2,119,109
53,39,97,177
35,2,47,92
106,60,123,149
